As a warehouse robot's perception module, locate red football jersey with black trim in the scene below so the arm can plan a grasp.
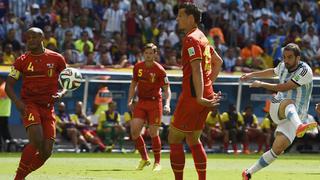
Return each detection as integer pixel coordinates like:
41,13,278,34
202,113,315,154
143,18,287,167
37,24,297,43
9,49,66,104
181,28,213,98
133,61,169,100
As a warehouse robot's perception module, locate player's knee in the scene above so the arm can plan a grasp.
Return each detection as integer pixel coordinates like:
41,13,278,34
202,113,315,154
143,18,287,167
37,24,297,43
131,130,140,140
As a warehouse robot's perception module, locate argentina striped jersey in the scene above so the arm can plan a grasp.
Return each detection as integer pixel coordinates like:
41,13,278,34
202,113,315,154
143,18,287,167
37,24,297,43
273,61,313,122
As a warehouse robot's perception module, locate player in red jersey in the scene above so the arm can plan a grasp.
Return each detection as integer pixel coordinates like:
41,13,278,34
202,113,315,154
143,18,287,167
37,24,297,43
169,3,223,180
127,43,171,171
5,27,67,180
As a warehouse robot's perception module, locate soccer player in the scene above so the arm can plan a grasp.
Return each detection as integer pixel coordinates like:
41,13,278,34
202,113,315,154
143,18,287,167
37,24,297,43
240,43,318,180
127,43,171,171
169,3,223,180
5,27,67,180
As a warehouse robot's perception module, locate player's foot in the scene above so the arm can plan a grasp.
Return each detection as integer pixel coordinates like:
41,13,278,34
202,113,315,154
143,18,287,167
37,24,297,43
136,159,151,170
152,163,161,172
242,170,251,180
243,149,251,155
296,122,318,138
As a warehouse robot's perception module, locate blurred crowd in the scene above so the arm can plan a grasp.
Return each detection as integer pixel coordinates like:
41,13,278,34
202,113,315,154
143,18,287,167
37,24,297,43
1,0,320,74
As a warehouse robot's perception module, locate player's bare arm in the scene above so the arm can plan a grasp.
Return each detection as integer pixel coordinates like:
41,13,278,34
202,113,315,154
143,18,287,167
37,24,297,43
5,75,25,116
191,59,220,107
127,80,137,111
52,88,67,100
210,47,223,82
162,85,171,115
240,68,275,81
250,79,298,92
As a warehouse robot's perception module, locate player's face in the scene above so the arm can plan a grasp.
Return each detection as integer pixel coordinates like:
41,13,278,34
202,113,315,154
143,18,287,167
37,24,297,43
283,50,300,71
26,31,43,51
143,48,155,62
176,8,189,30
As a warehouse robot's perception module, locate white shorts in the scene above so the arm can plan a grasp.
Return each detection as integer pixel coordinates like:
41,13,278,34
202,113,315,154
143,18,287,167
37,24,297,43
275,120,296,143
270,98,296,143
270,98,286,125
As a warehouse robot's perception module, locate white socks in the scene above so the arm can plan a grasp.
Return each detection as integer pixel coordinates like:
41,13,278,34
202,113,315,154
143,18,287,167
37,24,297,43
247,149,278,175
285,104,302,129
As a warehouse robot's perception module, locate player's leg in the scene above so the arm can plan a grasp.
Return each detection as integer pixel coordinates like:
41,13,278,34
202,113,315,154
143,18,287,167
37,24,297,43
243,132,289,180
148,101,163,171
168,126,186,180
28,109,57,173
15,104,42,180
278,99,317,137
149,125,161,171
131,117,150,169
186,130,207,180
15,124,43,180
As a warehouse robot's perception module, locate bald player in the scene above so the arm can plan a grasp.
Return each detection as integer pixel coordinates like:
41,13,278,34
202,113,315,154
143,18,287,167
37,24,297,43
5,27,67,180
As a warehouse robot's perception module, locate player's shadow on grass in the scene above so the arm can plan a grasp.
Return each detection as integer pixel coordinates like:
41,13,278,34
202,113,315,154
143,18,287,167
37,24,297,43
86,169,136,172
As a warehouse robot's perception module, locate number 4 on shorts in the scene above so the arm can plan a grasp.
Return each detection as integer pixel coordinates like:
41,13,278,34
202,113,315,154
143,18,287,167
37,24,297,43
28,113,35,121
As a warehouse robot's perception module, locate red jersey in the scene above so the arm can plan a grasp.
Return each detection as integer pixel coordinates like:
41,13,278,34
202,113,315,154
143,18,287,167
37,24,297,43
133,61,169,100
181,28,213,98
9,49,66,105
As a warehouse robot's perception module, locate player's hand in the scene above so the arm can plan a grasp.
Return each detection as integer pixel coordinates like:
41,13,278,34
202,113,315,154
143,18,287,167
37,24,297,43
250,80,263,88
128,101,134,112
240,73,252,81
316,103,320,114
163,105,171,115
197,97,221,108
52,89,67,101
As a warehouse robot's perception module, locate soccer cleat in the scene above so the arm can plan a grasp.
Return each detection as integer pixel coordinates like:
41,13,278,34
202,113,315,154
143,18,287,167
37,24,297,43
242,170,251,180
152,163,161,172
296,122,318,138
136,159,151,170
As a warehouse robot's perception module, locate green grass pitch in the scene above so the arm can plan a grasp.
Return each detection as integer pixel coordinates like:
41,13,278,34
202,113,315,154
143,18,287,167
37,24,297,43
0,153,319,180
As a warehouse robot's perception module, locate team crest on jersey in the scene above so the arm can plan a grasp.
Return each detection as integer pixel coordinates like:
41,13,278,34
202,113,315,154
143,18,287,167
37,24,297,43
47,63,54,68
150,73,156,83
293,74,301,82
188,47,195,57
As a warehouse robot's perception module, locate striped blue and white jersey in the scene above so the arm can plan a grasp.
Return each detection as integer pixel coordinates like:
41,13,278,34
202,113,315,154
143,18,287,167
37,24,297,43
273,61,313,122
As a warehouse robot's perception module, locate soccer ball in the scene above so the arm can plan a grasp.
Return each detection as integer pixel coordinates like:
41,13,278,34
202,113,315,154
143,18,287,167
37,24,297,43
58,68,83,91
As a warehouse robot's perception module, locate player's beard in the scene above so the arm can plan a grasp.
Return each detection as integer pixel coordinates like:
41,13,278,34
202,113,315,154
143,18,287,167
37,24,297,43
285,58,298,71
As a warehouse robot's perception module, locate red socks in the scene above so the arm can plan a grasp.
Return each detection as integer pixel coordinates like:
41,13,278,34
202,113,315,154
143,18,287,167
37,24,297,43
15,144,37,180
190,143,207,180
151,136,161,164
135,135,149,160
170,144,185,180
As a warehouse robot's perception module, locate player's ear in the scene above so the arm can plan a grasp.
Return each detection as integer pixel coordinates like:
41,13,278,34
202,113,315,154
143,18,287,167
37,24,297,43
296,55,301,62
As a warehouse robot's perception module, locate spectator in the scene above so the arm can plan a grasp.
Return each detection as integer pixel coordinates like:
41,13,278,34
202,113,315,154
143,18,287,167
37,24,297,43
74,31,94,53
202,107,225,150
0,78,13,152
1,43,15,65
220,104,245,154
62,48,81,65
33,4,51,29
223,47,238,72
54,17,72,49
43,25,57,49
302,26,320,52
2,28,21,56
55,102,90,153
102,0,126,39
98,101,126,152
239,15,257,45
240,40,264,69
242,105,265,154
73,15,94,40
70,101,107,152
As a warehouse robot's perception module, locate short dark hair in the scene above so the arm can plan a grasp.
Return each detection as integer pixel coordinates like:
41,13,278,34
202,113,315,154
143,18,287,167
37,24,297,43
144,43,157,53
179,3,201,24
283,43,300,57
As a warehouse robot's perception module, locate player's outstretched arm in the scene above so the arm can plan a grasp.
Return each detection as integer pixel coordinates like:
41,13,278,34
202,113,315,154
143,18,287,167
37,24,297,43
250,79,298,92
240,68,275,81
5,76,25,115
